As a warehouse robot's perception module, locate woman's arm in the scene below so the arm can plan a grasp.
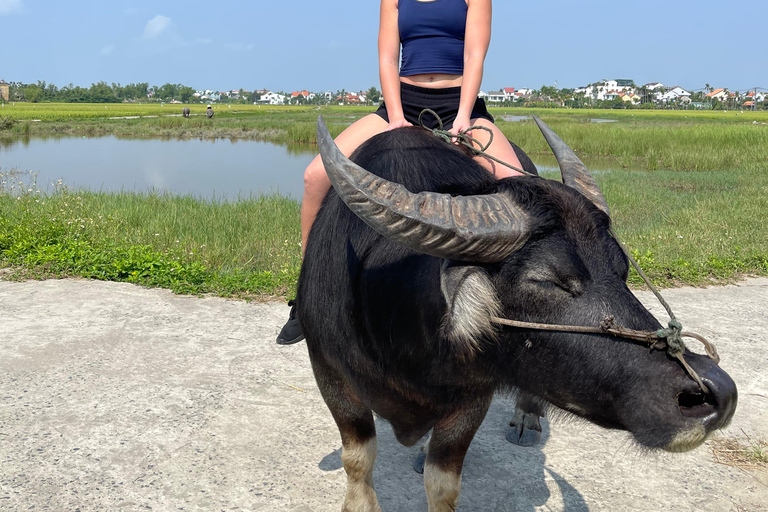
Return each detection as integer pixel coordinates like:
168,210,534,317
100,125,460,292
452,0,491,136
379,0,412,129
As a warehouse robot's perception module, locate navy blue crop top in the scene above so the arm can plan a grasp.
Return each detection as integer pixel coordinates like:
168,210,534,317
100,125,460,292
398,0,467,77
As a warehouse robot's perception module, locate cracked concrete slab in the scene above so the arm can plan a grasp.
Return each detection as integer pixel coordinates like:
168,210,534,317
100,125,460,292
1,278,766,511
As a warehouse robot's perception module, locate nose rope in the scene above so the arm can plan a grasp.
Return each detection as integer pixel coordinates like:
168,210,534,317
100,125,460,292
489,316,717,394
417,109,719,394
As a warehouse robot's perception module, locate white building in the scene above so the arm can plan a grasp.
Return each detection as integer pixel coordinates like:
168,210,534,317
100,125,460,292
660,86,691,103
258,92,287,105
486,90,506,102
643,82,665,91
576,79,636,102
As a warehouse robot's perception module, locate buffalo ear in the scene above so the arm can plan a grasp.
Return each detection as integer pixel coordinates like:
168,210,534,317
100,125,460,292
439,261,501,359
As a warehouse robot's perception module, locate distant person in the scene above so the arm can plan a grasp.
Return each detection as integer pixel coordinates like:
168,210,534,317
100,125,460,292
206,105,214,119
277,0,524,344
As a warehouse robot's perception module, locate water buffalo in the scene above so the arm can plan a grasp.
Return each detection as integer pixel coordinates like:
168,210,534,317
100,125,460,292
298,116,737,511
206,106,214,119
182,107,190,117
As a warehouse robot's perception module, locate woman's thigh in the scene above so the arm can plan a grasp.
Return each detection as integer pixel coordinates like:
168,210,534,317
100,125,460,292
467,118,524,179
305,113,390,190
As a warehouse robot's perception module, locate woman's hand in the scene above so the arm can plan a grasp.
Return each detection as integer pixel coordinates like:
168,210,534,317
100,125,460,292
450,114,474,142
385,117,413,131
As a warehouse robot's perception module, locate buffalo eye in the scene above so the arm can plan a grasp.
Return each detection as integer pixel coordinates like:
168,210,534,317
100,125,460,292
526,268,583,297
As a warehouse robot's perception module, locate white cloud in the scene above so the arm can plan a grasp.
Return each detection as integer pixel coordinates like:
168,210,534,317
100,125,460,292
0,0,23,15
138,15,210,53
142,15,173,40
100,44,115,56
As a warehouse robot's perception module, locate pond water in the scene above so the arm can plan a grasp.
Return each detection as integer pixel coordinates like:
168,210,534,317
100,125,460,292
500,115,531,122
0,135,633,200
0,136,317,200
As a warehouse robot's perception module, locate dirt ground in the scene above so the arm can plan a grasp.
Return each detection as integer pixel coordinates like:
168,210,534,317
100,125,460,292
1,277,767,511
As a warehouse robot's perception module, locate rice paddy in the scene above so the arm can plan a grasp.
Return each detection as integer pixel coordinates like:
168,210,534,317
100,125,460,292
2,104,766,173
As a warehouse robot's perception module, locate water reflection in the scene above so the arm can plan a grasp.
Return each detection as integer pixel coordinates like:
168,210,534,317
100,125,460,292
0,135,639,201
0,135,316,200
500,115,531,122
0,135,32,149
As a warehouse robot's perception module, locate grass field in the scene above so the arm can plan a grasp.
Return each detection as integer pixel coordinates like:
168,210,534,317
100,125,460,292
1,105,767,298
0,102,328,120
3,102,768,123
2,104,767,173
1,165,766,298
0,170,301,298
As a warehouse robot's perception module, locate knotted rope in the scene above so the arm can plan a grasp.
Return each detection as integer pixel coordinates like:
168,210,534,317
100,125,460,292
418,108,530,176
418,109,719,394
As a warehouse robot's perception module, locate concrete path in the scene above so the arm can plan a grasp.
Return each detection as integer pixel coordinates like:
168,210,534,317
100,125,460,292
1,278,767,511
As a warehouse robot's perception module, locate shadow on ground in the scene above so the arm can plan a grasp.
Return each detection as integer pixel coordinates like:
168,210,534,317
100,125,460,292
319,398,589,512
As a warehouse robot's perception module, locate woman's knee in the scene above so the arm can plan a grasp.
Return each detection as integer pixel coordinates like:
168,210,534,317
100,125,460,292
303,157,331,197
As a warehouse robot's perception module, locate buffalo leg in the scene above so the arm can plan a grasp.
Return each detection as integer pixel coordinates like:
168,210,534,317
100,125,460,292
506,393,545,446
310,353,380,512
424,396,492,512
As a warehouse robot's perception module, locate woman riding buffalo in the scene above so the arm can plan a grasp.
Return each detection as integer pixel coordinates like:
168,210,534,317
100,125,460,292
277,0,524,343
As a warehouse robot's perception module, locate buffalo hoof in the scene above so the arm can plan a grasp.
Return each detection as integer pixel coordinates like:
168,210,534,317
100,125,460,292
412,451,426,474
506,410,542,447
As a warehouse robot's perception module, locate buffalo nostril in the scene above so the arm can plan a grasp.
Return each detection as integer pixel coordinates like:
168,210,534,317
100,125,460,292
677,363,737,428
699,366,738,428
678,389,717,418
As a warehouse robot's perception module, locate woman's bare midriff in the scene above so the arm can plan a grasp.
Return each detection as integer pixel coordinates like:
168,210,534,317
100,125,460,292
400,73,462,88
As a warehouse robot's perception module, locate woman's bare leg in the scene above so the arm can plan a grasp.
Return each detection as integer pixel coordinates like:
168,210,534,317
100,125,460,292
301,114,389,256
467,118,525,179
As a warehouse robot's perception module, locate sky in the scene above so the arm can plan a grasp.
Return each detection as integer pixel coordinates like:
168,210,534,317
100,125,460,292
1,0,765,94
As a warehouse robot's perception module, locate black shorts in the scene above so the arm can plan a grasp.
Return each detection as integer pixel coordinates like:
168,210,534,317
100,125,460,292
374,82,494,131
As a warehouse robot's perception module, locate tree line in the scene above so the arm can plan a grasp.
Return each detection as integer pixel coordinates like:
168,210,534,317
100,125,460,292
4,81,384,106
5,80,762,110
4,81,197,103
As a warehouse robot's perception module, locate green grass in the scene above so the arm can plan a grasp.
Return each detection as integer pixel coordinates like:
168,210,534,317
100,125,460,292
0,171,301,299
3,104,766,173
2,162,767,297
0,104,358,144
2,105,767,296
600,167,768,285
4,103,767,123
494,112,768,172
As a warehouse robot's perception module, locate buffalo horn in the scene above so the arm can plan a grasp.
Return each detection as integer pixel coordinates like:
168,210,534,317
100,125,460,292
532,116,610,216
316,116,531,263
